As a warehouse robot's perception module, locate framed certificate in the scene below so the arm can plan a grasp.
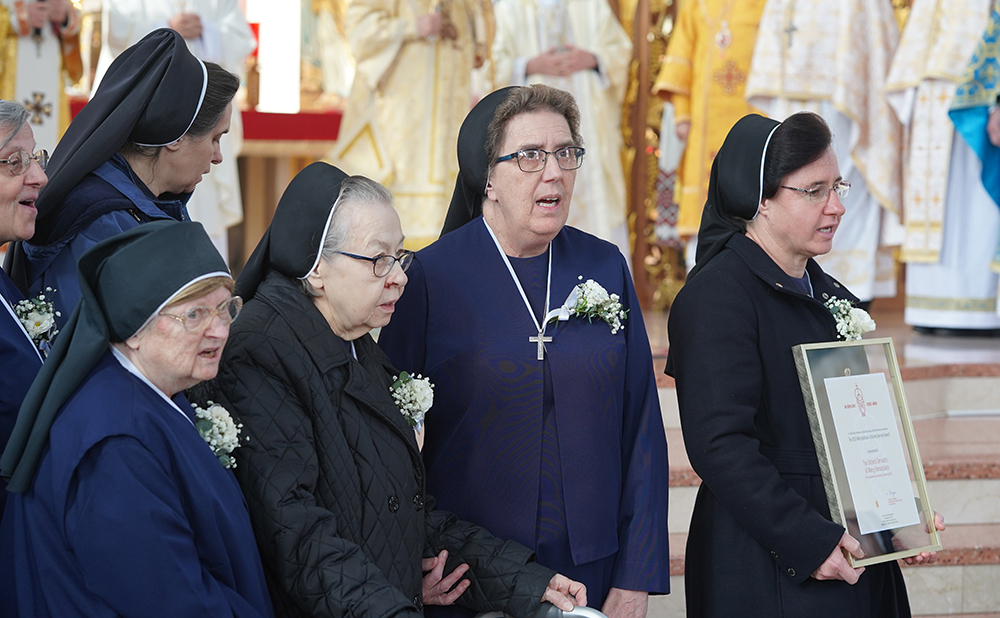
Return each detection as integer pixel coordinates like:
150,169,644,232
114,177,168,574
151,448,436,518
792,337,941,567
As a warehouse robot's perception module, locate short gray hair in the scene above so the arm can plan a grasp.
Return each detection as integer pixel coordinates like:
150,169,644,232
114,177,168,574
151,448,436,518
297,175,394,297
0,101,30,151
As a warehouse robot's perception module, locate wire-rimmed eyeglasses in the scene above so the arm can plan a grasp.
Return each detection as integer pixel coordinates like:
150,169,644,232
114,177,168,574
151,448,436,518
159,296,243,332
337,250,414,277
780,179,851,204
0,150,48,176
495,146,586,172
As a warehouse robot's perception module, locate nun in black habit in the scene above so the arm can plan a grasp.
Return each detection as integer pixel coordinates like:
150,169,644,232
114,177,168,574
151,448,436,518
665,113,944,617
0,220,273,617
201,161,584,617
3,28,240,328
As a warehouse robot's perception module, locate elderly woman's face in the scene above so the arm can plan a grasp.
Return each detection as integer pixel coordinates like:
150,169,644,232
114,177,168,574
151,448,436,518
0,124,47,244
486,110,575,251
125,286,233,396
757,147,845,264
308,201,407,341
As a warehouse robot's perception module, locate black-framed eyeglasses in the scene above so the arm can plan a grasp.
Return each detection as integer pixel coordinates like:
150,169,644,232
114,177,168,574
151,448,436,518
337,250,414,277
0,149,48,176
495,146,586,172
159,296,243,332
781,179,851,204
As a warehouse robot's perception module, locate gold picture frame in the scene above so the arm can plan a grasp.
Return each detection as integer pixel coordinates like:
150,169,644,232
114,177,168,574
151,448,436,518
793,337,941,567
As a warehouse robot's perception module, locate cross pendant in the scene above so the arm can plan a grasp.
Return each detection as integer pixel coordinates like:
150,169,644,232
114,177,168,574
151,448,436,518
528,331,552,361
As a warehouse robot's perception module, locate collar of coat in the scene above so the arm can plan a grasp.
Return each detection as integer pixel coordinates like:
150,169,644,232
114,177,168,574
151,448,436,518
725,233,859,306
252,271,423,460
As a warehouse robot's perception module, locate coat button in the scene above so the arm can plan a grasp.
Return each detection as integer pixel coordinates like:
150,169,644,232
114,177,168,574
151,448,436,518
413,595,423,610
413,493,424,511
822,292,829,299
787,568,796,577
771,551,778,559
388,494,399,513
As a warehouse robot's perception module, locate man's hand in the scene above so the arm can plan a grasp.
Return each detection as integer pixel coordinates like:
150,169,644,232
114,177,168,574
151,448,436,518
541,573,587,611
169,12,203,39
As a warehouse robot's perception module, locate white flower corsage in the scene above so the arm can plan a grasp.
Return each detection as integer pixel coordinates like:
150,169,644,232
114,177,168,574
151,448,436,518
193,402,245,469
825,297,876,341
14,287,61,356
390,371,434,432
546,276,627,334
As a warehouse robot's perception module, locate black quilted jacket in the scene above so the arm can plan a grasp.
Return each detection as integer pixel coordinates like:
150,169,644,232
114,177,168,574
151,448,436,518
205,272,555,618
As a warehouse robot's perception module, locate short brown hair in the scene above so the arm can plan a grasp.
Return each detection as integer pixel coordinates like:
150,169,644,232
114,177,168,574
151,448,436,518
484,84,583,178
166,276,235,308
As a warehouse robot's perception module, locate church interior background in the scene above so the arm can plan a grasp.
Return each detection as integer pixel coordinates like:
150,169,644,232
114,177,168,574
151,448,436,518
4,0,1000,615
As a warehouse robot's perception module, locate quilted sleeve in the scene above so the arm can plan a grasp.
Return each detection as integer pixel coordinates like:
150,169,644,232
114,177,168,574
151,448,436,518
219,329,421,618
423,498,556,618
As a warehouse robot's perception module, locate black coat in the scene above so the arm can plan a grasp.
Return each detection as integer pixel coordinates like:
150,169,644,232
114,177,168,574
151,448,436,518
667,235,909,618
205,272,555,618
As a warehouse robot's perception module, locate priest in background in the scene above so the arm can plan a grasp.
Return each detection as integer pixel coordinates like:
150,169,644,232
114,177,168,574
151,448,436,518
0,0,82,153
93,0,255,263
491,0,633,264
885,0,1000,333
744,0,904,305
381,85,670,618
652,0,765,257
329,0,491,250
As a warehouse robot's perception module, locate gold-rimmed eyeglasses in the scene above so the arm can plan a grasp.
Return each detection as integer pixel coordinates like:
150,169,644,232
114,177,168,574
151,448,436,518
0,150,48,176
159,296,243,332
781,179,851,204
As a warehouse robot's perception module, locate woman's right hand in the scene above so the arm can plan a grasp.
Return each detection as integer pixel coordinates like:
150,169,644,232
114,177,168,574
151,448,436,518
422,549,470,606
811,531,865,585
542,573,587,611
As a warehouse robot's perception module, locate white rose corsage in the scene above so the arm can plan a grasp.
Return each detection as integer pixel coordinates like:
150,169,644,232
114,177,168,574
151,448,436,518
390,371,434,432
14,287,61,357
193,402,245,469
546,276,627,335
825,297,876,341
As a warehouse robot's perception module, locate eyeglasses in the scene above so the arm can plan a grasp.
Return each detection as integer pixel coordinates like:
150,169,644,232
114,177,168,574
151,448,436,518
0,150,48,176
159,296,243,332
337,250,414,277
495,146,586,172
781,180,851,204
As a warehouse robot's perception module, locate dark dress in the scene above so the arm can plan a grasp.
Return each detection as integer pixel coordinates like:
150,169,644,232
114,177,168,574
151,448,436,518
206,272,555,618
378,218,670,616
22,154,191,326
667,233,910,617
0,271,43,519
0,350,273,617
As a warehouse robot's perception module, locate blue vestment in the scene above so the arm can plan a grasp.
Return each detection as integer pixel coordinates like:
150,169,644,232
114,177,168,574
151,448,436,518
22,154,191,326
0,350,273,617
379,219,670,611
0,271,43,518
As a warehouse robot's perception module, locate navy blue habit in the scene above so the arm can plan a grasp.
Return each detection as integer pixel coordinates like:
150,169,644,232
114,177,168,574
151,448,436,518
0,350,273,617
22,154,191,327
379,218,670,613
0,270,43,519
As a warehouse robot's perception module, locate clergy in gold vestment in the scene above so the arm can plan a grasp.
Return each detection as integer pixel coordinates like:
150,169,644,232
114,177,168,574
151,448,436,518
744,0,904,303
652,0,765,239
886,0,1000,330
0,0,81,153
491,0,633,263
329,0,490,249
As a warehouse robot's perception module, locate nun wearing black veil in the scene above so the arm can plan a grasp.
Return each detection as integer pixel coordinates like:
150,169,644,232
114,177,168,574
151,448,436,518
665,113,944,617
202,162,584,617
3,28,240,328
0,221,273,617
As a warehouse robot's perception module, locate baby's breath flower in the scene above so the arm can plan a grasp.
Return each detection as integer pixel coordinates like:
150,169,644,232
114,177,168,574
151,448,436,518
193,402,244,469
15,287,59,355
825,297,876,341
391,372,434,432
